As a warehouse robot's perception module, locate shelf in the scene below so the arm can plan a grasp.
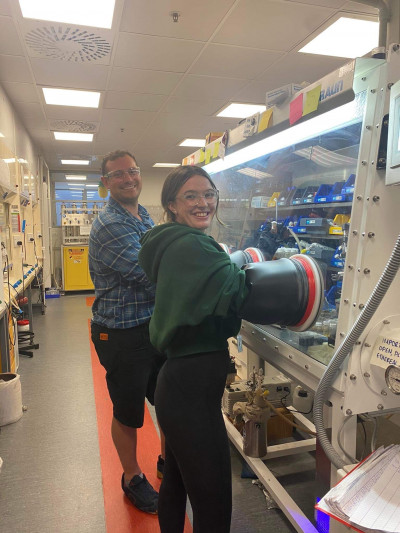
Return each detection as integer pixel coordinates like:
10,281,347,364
0,183,17,204
293,233,344,240
249,202,352,212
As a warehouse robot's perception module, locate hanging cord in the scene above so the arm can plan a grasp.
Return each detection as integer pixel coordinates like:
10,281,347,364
313,233,400,470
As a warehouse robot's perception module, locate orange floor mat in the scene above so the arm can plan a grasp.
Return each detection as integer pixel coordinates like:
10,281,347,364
88,320,192,532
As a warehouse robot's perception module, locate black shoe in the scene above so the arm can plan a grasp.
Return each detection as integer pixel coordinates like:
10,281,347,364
121,473,158,514
157,455,164,479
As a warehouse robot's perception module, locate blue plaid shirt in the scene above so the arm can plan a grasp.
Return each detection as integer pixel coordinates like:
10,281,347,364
89,197,155,329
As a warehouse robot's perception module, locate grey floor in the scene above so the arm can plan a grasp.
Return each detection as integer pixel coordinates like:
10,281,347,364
0,293,317,533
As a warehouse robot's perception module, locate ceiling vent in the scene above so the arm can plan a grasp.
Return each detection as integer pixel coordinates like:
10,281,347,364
49,120,98,133
25,26,111,62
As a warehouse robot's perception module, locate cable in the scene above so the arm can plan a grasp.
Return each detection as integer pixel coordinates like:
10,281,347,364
314,233,400,470
370,416,379,453
358,415,368,461
264,397,317,436
337,415,358,465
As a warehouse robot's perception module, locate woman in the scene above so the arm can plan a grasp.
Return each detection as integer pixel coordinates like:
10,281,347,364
139,165,249,532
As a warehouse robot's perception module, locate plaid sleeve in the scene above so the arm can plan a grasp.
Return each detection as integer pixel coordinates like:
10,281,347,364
96,217,154,289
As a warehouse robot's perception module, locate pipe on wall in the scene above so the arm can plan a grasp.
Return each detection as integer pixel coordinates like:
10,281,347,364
350,0,390,48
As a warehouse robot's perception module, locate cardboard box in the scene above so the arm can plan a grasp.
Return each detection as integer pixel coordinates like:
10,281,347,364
205,132,224,145
267,408,294,441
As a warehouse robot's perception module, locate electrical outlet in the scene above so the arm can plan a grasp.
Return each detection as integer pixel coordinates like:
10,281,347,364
13,236,22,247
27,233,34,242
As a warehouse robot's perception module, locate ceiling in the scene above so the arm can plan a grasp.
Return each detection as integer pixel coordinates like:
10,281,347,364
0,0,378,180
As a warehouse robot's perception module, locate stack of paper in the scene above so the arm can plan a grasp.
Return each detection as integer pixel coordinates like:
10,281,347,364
316,445,400,533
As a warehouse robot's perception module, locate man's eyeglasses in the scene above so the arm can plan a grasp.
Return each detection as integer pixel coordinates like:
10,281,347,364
176,189,219,206
105,167,140,180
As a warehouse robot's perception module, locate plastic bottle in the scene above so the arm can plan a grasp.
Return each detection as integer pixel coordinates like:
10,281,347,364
292,385,313,413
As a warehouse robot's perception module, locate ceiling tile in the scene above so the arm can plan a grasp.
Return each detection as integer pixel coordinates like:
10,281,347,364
256,52,345,88
114,33,204,72
0,15,24,55
96,108,157,142
1,82,39,103
163,97,228,116
0,55,34,83
20,114,49,131
342,1,378,14
0,0,12,16
45,106,101,122
31,58,110,90
11,101,45,121
104,91,166,112
213,0,334,51
285,0,345,7
174,74,248,100
230,80,272,104
120,0,236,41
190,43,283,79
108,67,183,94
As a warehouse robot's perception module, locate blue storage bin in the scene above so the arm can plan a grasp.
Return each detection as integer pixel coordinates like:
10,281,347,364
314,184,333,203
291,188,306,205
327,181,347,202
341,173,355,201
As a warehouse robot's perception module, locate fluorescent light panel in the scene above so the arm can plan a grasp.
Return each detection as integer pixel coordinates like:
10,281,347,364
299,17,379,59
19,0,115,29
43,88,100,108
217,103,266,119
66,175,87,181
86,184,99,187
179,139,205,147
204,98,363,175
237,168,273,179
61,159,90,165
54,132,93,142
153,163,180,168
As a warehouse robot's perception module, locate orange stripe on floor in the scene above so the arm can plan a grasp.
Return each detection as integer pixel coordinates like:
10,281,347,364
86,296,95,306
88,320,192,532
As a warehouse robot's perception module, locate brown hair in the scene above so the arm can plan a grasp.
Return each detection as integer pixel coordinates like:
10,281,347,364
101,150,138,176
161,165,224,225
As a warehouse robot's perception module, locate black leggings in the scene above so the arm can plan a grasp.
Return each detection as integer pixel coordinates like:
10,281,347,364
155,350,232,533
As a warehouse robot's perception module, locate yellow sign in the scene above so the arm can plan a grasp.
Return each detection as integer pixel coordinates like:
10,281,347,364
303,85,321,116
258,108,273,133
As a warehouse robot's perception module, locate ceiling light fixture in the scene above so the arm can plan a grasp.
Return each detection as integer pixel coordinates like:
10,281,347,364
179,139,205,148
43,88,100,108
66,175,87,181
19,0,116,29
61,159,90,165
217,103,266,119
54,132,93,142
237,168,274,179
299,17,379,59
153,163,180,168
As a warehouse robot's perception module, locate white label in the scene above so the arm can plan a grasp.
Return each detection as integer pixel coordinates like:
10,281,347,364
371,334,400,369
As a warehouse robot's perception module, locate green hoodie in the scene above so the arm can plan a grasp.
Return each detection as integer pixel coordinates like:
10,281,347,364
139,222,249,358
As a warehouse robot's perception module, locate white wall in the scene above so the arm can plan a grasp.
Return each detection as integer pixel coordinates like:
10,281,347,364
0,83,38,175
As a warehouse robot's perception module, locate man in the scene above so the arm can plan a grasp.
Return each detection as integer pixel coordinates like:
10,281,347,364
89,150,165,514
